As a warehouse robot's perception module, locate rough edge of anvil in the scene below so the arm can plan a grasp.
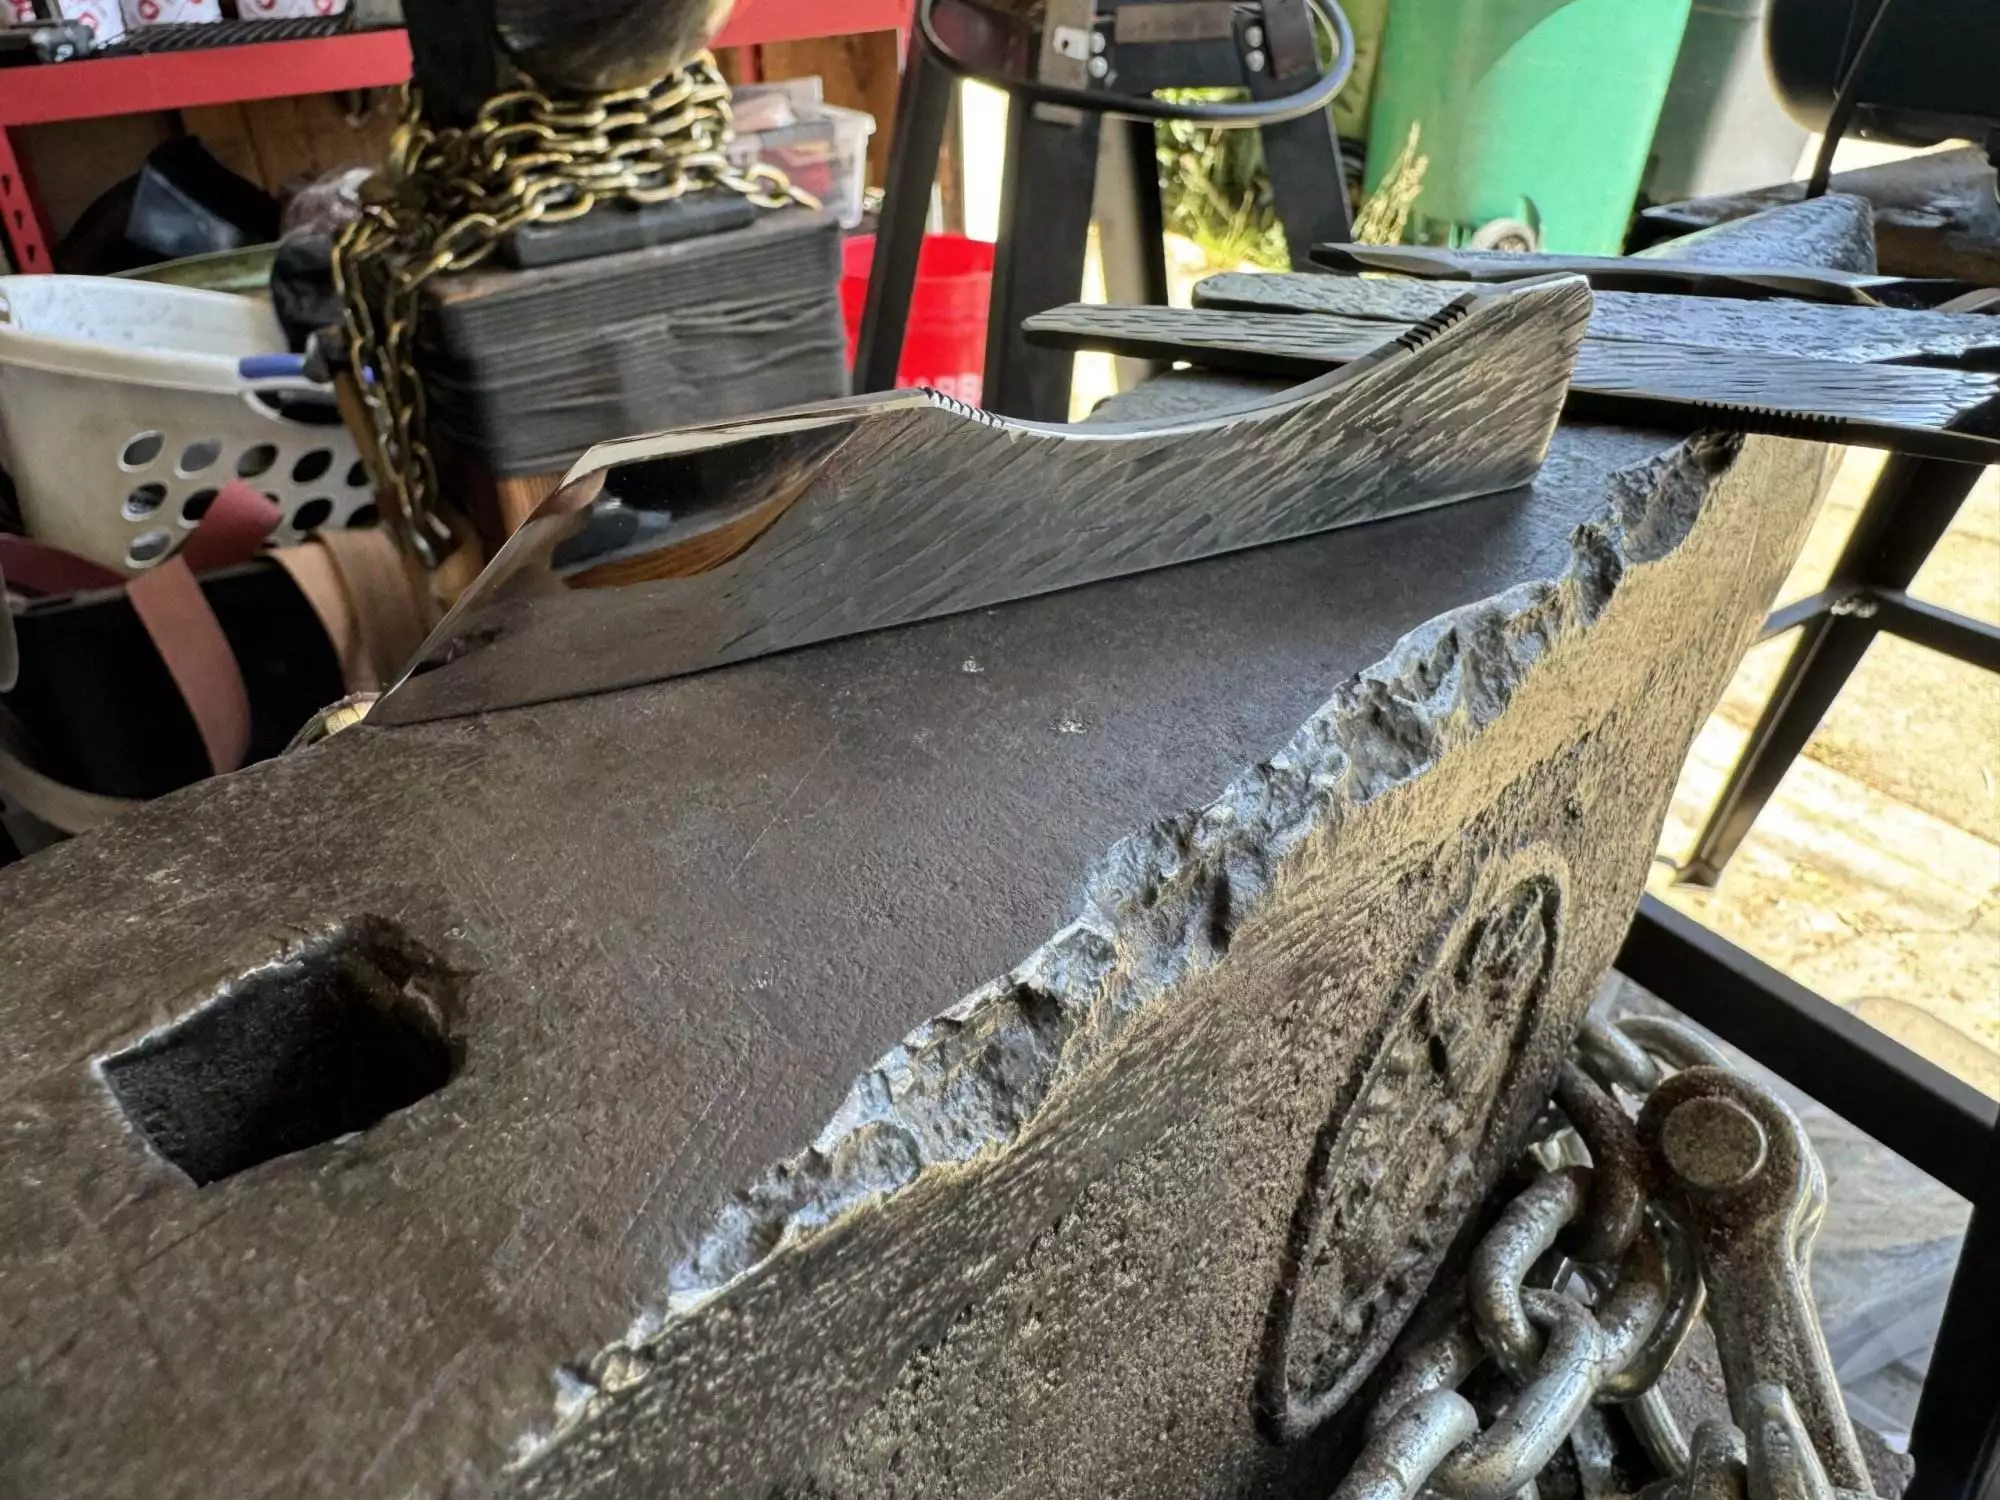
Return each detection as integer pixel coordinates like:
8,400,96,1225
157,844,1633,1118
507,431,1749,1487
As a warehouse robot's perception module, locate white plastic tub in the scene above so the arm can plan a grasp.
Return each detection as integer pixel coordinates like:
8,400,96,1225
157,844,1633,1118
0,275,373,576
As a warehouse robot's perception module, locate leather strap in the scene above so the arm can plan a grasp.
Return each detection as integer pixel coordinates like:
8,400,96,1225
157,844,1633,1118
1,486,434,828
125,555,252,777
272,526,434,694
182,482,289,572
128,483,283,776
1,482,280,788
0,562,16,696
0,534,126,595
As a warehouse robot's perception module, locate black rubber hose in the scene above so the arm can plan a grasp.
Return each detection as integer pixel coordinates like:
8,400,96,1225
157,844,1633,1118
1804,0,1901,199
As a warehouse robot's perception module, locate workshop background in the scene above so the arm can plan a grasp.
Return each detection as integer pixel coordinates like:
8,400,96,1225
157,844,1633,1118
0,0,1994,1481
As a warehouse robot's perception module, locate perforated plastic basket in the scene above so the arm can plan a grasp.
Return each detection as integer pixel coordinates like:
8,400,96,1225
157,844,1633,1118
0,275,373,577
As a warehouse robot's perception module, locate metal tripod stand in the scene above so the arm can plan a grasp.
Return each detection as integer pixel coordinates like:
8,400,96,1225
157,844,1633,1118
856,0,1355,420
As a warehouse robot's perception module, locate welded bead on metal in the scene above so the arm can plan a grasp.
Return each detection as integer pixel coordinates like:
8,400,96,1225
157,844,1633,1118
1468,1169,1588,1381
1430,1293,1604,1500
1576,1015,1664,1101
1329,1389,1483,1500
1743,1384,1839,1500
1555,1061,1650,1264
1365,1316,1488,1439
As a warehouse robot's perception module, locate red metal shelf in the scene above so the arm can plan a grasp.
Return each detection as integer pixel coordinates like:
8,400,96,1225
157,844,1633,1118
0,0,909,269
0,1,911,127
0,30,413,128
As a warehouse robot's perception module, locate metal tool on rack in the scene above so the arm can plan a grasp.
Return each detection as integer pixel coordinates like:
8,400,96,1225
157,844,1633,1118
1309,243,1985,311
1021,299,2000,464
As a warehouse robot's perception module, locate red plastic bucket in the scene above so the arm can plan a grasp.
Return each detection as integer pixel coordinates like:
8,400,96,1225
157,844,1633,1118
840,234,995,407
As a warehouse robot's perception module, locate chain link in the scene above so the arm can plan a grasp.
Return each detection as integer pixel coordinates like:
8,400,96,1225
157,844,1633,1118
1328,1015,1871,1500
331,54,819,565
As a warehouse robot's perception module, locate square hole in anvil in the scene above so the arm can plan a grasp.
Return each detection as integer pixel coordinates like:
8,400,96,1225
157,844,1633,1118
100,920,463,1187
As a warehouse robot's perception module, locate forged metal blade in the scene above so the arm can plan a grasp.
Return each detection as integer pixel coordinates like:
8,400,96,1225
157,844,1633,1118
1022,303,2000,463
372,275,1593,726
1309,243,1980,310
1193,270,2000,367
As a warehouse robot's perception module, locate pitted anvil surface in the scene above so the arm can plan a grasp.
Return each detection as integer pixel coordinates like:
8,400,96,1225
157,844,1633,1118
0,420,1831,1498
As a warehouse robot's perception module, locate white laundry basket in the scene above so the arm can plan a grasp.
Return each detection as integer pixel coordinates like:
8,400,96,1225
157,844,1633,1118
0,275,375,577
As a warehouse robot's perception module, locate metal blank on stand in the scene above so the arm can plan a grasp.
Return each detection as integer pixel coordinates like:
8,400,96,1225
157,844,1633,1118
858,0,1354,421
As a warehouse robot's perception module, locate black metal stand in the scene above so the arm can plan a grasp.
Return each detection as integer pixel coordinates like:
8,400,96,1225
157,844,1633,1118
854,35,960,402
987,99,1108,419
1620,456,2000,1497
1620,179,2000,1477
1678,455,1998,886
858,0,1353,421
1619,898,2000,1498
1909,1129,2000,1500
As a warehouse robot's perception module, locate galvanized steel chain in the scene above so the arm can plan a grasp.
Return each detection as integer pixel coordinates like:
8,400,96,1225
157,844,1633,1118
331,54,819,565
1329,1014,1875,1500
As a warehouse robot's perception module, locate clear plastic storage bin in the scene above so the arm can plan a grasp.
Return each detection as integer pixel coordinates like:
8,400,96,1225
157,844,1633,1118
730,79,877,230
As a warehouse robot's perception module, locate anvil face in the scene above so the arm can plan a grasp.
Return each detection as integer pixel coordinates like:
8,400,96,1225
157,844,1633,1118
0,176,1866,1500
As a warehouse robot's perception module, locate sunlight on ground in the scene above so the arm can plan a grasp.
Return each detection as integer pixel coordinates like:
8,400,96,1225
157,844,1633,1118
1656,459,2000,1096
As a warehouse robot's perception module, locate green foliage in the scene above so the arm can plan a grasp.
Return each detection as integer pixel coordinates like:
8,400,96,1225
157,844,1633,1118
1154,93,1291,271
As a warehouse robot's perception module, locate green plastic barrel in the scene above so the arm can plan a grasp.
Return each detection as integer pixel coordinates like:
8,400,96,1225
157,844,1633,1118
1365,0,1695,254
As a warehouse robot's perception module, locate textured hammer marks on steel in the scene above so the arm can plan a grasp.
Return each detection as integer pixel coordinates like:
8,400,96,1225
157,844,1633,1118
1192,270,2000,367
1022,303,2000,435
373,274,1595,726
1257,850,1568,1441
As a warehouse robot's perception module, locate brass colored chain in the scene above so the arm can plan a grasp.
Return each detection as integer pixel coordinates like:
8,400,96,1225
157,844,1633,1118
332,54,819,566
